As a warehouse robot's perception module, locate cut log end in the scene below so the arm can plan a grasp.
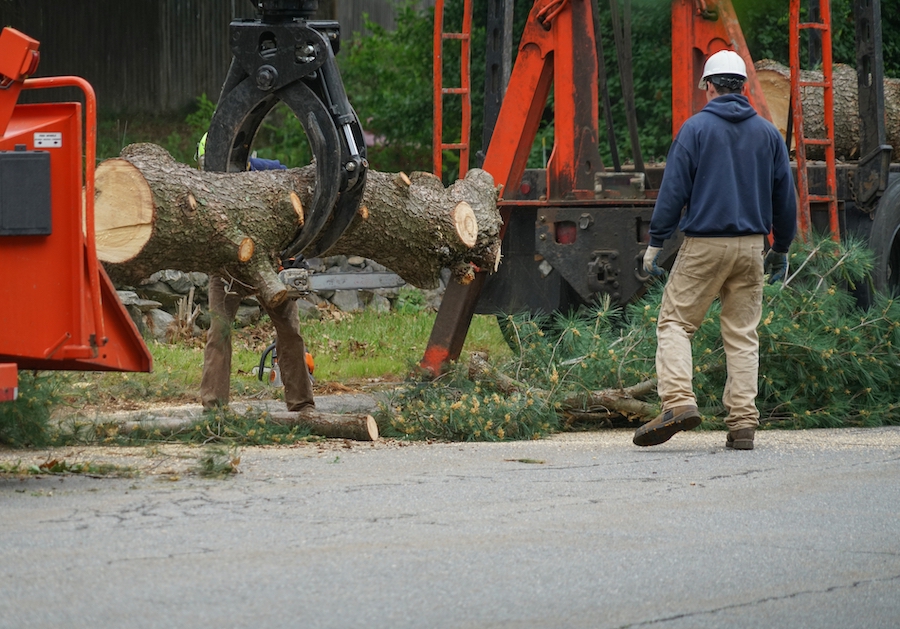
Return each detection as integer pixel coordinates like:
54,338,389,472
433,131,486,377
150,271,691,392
94,159,155,263
290,191,304,226
238,238,255,263
365,415,379,441
451,201,478,248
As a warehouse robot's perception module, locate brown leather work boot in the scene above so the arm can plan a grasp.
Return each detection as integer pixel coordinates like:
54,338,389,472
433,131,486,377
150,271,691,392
633,405,702,447
726,428,755,450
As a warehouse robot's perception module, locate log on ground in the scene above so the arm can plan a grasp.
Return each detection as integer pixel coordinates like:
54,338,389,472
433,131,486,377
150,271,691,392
466,353,658,421
268,410,379,441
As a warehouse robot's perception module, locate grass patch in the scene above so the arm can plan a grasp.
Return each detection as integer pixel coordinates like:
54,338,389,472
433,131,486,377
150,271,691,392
303,311,511,382
54,340,268,411
1,312,511,449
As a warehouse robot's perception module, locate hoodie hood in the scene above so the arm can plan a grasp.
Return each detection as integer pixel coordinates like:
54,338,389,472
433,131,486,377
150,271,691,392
702,93,757,123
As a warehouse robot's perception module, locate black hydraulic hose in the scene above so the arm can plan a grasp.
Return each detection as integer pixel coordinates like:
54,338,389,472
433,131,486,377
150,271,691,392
591,0,621,171
608,0,647,183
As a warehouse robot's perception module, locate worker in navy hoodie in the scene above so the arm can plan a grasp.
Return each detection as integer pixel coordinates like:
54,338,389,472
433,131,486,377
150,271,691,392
634,50,797,450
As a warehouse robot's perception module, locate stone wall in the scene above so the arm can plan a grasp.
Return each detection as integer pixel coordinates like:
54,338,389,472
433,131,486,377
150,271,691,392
114,256,448,343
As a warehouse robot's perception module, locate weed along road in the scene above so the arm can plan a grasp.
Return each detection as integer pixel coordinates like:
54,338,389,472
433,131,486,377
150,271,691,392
1,427,899,628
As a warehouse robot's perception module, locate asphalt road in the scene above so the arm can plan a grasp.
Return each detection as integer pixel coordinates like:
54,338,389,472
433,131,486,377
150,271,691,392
2,425,899,629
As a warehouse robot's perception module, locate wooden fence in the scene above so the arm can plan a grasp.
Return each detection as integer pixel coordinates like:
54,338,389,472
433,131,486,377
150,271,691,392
0,0,404,114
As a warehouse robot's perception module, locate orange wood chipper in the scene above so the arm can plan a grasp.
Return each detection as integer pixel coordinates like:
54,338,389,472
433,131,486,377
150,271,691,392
0,26,152,402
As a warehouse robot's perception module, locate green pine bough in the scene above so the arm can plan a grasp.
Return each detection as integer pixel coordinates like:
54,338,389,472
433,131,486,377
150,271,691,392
377,234,900,440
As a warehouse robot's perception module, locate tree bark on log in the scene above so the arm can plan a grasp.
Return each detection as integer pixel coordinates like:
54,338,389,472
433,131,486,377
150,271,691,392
115,409,379,441
754,59,900,160
268,410,379,441
94,143,502,304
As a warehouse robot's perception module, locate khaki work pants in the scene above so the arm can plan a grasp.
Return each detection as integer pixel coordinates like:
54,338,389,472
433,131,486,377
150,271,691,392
200,274,315,412
656,235,765,430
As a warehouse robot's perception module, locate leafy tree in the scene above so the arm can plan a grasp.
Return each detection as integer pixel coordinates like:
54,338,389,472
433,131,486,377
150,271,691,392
338,1,438,174
335,0,899,176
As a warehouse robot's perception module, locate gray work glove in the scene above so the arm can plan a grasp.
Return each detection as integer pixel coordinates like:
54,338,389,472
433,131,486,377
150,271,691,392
764,249,789,283
643,246,664,276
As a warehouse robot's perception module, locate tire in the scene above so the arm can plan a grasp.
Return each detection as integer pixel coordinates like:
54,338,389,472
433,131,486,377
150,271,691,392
869,175,900,296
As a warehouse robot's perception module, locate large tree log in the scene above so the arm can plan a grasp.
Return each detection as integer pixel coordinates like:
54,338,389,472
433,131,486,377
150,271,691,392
754,59,900,160
94,143,502,305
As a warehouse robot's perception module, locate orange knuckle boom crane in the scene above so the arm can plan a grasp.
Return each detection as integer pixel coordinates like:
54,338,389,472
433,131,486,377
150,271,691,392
423,0,896,374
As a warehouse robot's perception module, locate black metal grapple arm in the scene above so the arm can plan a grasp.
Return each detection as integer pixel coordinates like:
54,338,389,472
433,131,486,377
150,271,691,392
204,0,367,259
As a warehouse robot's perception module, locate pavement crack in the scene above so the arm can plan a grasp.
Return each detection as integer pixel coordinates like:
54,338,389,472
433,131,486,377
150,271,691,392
707,468,766,480
614,571,900,627
768,542,900,559
105,547,216,566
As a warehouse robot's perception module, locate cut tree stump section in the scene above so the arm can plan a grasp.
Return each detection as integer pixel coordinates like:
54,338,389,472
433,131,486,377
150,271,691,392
94,143,502,307
754,59,900,160
268,410,379,441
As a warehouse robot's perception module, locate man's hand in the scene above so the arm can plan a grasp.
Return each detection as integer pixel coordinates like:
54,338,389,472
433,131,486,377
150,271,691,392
642,246,664,276
764,249,788,283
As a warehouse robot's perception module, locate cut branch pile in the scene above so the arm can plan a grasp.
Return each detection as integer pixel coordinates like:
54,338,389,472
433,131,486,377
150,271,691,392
467,353,657,421
377,236,900,442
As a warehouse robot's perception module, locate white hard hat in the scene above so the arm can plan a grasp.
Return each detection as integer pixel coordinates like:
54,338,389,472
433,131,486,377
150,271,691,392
699,50,747,88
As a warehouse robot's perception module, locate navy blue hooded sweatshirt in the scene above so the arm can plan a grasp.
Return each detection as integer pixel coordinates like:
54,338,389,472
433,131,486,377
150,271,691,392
649,94,797,253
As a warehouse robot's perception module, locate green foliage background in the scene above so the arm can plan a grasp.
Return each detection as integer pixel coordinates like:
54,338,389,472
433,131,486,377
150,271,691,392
95,2,900,176
103,2,900,177
335,0,900,177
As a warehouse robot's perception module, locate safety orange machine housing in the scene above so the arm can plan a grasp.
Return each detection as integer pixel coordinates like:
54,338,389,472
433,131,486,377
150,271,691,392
0,27,151,400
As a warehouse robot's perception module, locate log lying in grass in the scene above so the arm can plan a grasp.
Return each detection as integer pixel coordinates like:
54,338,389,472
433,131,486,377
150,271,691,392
467,353,657,422
94,143,503,306
558,379,658,420
754,59,900,160
268,410,379,441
